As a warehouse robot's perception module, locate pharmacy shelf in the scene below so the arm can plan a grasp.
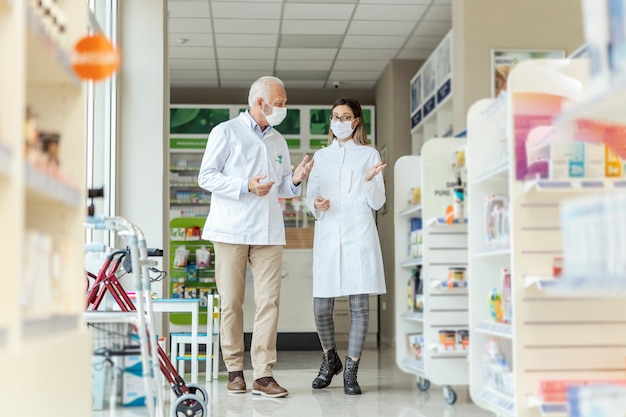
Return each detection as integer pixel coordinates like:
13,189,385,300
401,357,425,375
401,312,424,322
523,276,559,290
25,4,80,88
170,200,210,205
427,217,468,226
477,388,515,417
527,396,568,417
468,59,626,417
400,258,423,267
473,246,511,258
170,167,200,172
554,73,626,126
24,163,82,208
399,204,422,217
475,321,513,339
472,160,509,185
544,277,626,297
430,280,468,291
524,178,626,193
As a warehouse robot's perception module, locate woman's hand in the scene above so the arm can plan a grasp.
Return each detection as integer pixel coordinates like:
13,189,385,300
364,162,387,182
314,196,330,211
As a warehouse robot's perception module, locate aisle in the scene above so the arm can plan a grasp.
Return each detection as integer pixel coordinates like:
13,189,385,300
93,348,490,417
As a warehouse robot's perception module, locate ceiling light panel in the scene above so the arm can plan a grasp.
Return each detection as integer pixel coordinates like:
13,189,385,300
275,70,329,81
332,60,388,71
414,21,452,37
358,0,430,3
282,80,326,89
405,35,444,49
423,5,452,21
216,47,275,59
286,0,355,3
279,34,342,48
169,18,212,33
328,70,379,81
213,19,280,34
342,35,406,49
211,2,282,19
168,1,210,18
219,70,275,80
170,69,218,80
168,33,213,47
353,4,427,21
215,34,278,47
170,59,216,70
276,60,334,71
281,20,349,35
347,20,415,36
170,80,219,89
169,46,214,59
219,59,274,71
337,48,397,60
278,48,337,60
283,3,355,20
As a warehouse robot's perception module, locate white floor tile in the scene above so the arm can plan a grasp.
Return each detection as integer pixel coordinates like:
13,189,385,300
92,347,491,417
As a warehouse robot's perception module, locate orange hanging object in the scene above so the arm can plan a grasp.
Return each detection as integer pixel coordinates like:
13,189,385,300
445,205,455,225
70,34,120,81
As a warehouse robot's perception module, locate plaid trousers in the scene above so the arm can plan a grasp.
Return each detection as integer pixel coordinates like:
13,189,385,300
313,294,369,359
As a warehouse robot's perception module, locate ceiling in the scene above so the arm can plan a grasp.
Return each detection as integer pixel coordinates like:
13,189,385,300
168,0,452,90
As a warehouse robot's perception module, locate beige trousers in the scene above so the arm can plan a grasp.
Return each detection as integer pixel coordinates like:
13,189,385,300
212,242,283,380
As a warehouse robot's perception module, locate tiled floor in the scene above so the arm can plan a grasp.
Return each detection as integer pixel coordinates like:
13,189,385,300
93,347,491,417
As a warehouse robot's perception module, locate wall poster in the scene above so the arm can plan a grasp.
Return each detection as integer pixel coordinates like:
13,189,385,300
491,49,565,98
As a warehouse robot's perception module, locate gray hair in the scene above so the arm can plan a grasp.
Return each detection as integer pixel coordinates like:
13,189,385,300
248,76,284,108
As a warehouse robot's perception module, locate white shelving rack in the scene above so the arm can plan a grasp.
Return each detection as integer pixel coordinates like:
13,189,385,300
394,138,469,405
0,1,91,415
419,138,469,405
394,155,425,382
467,59,626,417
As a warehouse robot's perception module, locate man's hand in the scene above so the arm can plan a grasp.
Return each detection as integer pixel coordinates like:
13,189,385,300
292,155,314,186
364,162,387,182
314,196,330,211
248,175,275,196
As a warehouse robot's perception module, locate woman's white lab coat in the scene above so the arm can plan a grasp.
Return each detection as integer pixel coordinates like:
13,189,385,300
306,139,386,298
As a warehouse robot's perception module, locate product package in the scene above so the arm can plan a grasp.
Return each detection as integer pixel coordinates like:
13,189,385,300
195,246,211,268
173,245,189,268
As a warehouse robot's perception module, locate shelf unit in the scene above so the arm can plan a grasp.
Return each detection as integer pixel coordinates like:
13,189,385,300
410,30,453,154
467,59,626,417
394,138,469,404
394,155,425,383
419,138,469,404
0,1,91,414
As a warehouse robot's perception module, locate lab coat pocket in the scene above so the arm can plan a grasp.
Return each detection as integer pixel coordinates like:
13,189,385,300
347,170,354,194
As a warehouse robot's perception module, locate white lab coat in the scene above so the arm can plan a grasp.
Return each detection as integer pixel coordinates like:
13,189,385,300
306,139,386,298
198,112,301,245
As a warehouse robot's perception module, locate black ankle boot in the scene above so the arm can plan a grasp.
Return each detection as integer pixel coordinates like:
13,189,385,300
312,348,343,389
343,356,362,395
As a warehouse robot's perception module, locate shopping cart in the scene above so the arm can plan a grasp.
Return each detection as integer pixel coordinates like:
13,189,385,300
85,214,208,417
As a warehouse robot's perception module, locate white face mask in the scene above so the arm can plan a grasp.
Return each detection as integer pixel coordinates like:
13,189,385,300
331,121,354,139
263,101,287,126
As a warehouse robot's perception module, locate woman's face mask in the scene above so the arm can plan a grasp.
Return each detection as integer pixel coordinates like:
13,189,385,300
331,121,355,139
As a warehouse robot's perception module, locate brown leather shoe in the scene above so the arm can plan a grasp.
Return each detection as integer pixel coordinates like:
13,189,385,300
227,370,246,394
252,376,288,398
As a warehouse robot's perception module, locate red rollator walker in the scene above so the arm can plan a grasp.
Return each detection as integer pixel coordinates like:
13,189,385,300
84,210,208,417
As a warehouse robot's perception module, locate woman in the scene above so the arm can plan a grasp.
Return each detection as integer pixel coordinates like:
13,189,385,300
306,97,387,395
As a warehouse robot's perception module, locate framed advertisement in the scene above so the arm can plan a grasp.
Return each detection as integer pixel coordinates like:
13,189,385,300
410,73,422,115
491,49,566,98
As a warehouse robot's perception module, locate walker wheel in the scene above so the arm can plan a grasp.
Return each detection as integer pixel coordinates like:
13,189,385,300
172,393,206,417
187,383,208,405
417,377,430,392
443,385,457,405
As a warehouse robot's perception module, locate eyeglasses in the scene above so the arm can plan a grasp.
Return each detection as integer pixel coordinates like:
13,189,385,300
330,115,356,123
